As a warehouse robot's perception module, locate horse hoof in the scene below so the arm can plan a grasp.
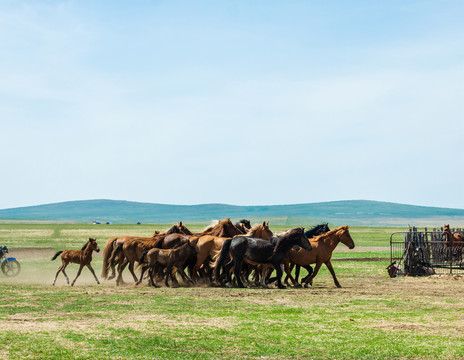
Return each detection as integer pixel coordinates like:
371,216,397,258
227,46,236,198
303,283,309,288
294,283,302,289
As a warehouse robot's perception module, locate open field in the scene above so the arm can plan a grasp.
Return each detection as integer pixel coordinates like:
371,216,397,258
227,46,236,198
0,224,463,359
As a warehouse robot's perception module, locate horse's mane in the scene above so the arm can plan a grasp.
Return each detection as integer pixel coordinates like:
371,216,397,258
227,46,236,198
81,239,91,250
311,226,348,241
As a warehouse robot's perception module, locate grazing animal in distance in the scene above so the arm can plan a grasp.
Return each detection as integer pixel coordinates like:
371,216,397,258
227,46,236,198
52,238,100,286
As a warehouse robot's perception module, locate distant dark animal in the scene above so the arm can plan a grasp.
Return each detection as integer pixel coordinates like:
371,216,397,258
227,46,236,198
52,238,100,286
137,240,198,287
216,228,311,289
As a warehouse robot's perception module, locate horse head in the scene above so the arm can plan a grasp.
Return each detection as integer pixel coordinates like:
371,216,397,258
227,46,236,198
177,221,193,235
274,228,312,255
246,221,274,240
338,226,355,249
89,238,100,253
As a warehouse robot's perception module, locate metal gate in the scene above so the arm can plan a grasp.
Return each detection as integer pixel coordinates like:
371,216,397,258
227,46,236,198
390,227,464,276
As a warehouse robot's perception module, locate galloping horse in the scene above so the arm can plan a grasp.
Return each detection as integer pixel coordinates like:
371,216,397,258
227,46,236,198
443,224,464,263
216,228,311,289
285,223,331,285
52,238,100,286
283,226,355,288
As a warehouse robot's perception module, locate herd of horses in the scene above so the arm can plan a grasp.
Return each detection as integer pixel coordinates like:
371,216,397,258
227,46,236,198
51,218,356,288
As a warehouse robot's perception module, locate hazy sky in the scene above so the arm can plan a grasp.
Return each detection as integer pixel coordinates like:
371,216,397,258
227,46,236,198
1,1,463,209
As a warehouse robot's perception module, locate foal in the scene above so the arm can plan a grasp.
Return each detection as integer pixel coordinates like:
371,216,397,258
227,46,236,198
137,240,198,287
52,238,100,286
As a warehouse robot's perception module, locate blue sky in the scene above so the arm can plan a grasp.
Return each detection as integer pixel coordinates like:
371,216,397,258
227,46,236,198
1,1,463,209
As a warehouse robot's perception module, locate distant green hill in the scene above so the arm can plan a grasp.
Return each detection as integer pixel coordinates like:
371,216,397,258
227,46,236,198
1,199,464,226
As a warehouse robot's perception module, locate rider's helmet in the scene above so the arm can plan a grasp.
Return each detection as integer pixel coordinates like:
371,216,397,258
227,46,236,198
1,246,8,254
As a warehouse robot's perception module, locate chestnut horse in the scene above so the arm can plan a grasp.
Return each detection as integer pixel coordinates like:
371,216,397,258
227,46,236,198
283,226,355,288
52,238,100,286
443,224,464,263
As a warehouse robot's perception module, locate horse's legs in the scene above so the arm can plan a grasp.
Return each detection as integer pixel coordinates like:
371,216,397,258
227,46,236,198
223,259,234,285
136,265,150,285
282,261,300,288
283,262,295,286
116,261,129,286
272,261,286,289
300,265,314,283
61,263,71,285
165,265,173,287
87,263,100,285
233,257,246,288
176,265,194,285
127,261,139,283
294,264,301,283
303,262,323,288
71,264,85,286
53,264,63,286
324,260,342,288
148,266,158,287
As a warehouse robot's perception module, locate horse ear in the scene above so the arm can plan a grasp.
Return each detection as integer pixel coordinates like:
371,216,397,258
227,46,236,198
266,221,269,226
262,221,266,226
179,221,182,226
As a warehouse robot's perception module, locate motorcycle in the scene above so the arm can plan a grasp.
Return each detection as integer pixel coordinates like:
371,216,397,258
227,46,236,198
0,246,21,277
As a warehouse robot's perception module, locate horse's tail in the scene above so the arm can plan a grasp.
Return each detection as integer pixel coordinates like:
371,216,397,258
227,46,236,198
139,250,149,264
51,251,63,261
101,238,117,279
214,238,232,282
108,242,124,271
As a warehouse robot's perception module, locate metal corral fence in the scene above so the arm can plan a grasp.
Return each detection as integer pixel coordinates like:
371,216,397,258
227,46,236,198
390,227,464,276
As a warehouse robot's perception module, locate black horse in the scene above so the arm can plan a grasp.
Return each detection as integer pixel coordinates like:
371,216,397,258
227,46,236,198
234,219,252,234
215,227,311,289
291,223,330,284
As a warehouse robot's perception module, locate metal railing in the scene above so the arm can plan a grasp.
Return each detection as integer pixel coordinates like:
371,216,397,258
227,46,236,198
390,227,464,276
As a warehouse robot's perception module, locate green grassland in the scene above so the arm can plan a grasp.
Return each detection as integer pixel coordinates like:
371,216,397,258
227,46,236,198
0,223,463,359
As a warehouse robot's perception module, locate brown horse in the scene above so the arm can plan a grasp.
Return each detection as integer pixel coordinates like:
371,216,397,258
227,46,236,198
443,224,464,263
101,223,189,281
52,238,100,286
187,218,244,282
283,226,355,288
137,240,198,287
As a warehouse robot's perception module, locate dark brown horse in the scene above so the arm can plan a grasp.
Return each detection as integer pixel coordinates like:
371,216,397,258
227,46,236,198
137,240,198,287
52,238,100,286
283,226,355,288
